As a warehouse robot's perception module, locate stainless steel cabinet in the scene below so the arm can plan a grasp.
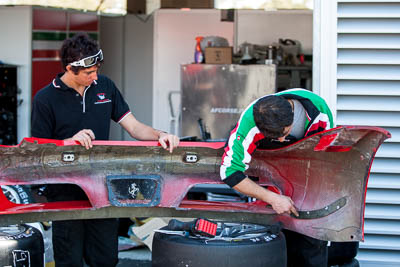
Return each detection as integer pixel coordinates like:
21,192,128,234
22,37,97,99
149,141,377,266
180,64,276,140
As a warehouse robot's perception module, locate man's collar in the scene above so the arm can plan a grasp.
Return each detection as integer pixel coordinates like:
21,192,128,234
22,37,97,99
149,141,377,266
53,73,69,91
52,72,97,91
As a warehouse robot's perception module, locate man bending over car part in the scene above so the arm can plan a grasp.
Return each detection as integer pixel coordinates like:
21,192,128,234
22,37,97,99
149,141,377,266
221,88,334,267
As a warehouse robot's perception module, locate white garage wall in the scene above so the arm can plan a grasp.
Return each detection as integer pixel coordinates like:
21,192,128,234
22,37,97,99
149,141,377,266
101,14,154,141
0,6,32,142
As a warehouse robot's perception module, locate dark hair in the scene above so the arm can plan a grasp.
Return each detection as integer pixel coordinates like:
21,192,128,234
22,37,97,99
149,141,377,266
253,95,294,138
60,32,100,73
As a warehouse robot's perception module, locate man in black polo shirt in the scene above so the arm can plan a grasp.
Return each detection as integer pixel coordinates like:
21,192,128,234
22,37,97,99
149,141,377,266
31,33,179,267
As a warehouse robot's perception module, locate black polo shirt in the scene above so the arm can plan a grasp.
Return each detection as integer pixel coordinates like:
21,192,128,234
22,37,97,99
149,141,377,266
31,73,130,140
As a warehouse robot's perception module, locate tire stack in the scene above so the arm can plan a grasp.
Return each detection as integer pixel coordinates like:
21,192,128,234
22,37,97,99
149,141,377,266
0,224,44,266
152,220,360,267
0,186,44,266
152,222,286,267
1,185,35,204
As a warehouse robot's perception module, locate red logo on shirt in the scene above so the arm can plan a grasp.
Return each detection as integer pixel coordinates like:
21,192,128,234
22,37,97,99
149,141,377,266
95,93,111,104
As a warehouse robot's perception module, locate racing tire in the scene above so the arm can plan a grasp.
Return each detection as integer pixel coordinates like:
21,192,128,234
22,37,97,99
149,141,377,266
152,223,286,267
1,185,35,204
0,224,44,266
328,241,359,266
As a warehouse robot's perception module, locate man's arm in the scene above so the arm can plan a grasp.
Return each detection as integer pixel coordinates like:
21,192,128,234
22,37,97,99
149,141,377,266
221,132,298,216
64,129,96,150
233,177,299,216
119,113,179,153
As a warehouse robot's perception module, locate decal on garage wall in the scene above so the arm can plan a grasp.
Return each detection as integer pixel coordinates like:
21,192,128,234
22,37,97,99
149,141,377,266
32,8,99,99
210,107,244,114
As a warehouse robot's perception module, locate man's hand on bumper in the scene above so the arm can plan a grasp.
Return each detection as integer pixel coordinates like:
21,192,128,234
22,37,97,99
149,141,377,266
70,129,95,150
270,193,299,217
159,132,180,153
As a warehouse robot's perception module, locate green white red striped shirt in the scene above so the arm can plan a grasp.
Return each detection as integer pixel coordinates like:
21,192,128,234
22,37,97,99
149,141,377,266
220,89,334,187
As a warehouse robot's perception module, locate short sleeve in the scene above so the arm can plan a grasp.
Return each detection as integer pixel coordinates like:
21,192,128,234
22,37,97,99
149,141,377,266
31,95,55,138
108,79,130,123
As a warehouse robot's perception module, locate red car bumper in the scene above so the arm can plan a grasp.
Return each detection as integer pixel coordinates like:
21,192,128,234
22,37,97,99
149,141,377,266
0,126,390,241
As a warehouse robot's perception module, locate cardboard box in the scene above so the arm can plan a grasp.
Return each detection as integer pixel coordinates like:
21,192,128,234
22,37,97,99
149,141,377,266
205,47,233,64
130,217,194,250
130,218,168,250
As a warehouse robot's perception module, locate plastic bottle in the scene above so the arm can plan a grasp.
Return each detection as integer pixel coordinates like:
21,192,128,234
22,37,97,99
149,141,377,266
194,36,204,63
240,45,252,64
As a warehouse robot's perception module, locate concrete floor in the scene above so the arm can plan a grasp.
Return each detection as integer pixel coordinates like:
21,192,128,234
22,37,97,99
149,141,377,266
117,247,152,267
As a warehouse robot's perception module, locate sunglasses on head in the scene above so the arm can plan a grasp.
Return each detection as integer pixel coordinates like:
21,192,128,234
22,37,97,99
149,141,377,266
69,49,103,68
